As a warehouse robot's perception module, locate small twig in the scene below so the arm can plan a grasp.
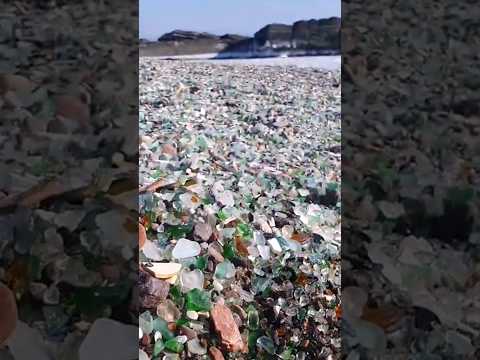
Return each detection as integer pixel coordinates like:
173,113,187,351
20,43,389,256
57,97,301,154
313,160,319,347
139,178,176,194
0,179,66,209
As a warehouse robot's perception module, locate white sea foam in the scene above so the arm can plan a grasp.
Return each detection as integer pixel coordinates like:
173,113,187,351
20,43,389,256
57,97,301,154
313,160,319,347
148,54,341,70
195,55,341,70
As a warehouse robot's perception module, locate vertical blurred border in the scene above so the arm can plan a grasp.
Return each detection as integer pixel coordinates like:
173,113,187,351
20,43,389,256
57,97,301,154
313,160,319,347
0,1,138,359
342,0,478,358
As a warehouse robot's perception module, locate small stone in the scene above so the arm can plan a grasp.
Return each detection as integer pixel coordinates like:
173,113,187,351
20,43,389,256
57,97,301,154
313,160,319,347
232,312,243,327
54,94,90,127
79,319,137,360
446,330,474,355
247,245,259,257
267,238,283,254
139,349,149,360
281,225,294,239
186,310,199,320
257,245,271,260
165,275,178,285
180,269,204,293
143,262,182,279
140,134,153,145
214,260,236,279
179,325,197,340
74,321,91,332
215,190,235,207
213,279,224,292
188,322,204,332
179,193,202,210
156,300,181,323
190,153,201,169
298,188,310,196
257,218,272,233
209,346,225,360
139,311,154,335
172,239,201,259
139,223,147,249
42,285,60,305
162,354,179,360
141,275,170,308
29,282,47,300
112,152,125,166
210,303,245,352
253,231,266,245
377,201,405,219
216,297,226,306
162,143,177,157
0,284,17,346
194,222,212,241
0,74,34,94
142,240,163,261
197,311,210,318
208,243,225,263
176,335,188,344
231,305,247,321
187,338,207,355
257,336,276,354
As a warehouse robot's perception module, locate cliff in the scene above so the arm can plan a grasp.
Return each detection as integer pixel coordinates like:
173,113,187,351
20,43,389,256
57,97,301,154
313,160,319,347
291,18,341,49
140,17,340,58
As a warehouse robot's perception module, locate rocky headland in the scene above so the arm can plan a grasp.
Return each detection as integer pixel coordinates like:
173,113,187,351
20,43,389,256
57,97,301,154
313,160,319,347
140,17,340,58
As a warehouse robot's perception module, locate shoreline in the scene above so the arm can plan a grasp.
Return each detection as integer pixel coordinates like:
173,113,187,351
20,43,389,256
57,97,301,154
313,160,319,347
139,50,340,60
140,55,341,70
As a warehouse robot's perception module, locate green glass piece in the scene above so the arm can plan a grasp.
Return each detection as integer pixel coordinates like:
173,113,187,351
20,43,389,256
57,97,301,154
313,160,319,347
195,136,208,151
243,194,254,206
217,210,228,222
248,330,261,353
298,308,307,321
279,347,294,360
252,276,272,295
223,242,236,260
202,195,215,205
43,306,69,334
175,318,189,327
164,339,184,353
152,318,174,340
153,340,165,357
446,186,475,205
247,306,259,330
152,169,166,180
195,256,207,271
214,260,236,279
185,288,212,312
139,311,153,335
236,223,253,240
169,285,182,305
326,181,339,192
165,224,193,239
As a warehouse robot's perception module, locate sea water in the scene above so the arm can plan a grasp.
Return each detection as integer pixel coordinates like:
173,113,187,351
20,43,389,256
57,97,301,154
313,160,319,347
152,53,341,70
195,55,341,70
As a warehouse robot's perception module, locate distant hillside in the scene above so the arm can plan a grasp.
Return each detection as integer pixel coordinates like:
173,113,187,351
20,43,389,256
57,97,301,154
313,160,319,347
140,17,340,58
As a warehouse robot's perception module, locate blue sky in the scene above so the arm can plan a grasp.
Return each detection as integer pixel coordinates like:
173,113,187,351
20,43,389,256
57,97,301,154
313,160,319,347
140,0,341,40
